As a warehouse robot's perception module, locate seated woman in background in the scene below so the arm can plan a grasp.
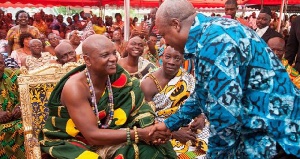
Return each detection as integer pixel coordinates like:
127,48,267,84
11,32,33,66
0,54,25,159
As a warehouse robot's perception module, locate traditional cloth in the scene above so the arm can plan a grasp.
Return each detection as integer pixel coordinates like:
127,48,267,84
33,20,48,35
6,25,40,51
282,58,300,89
182,59,194,76
0,69,25,159
143,45,158,65
40,64,176,159
25,52,56,71
164,13,300,158
146,68,208,159
93,24,106,35
130,57,156,79
4,57,19,68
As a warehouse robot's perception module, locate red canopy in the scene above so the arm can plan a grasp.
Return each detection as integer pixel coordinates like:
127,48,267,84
247,0,299,5
1,0,299,8
2,0,249,8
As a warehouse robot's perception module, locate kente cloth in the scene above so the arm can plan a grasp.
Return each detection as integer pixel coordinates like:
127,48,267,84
147,68,208,159
25,52,56,71
40,64,177,159
130,57,157,79
164,13,300,158
6,25,40,51
0,68,25,159
182,59,194,76
282,58,300,89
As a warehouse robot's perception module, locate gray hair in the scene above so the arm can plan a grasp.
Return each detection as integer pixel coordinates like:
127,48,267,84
156,0,196,24
29,39,42,46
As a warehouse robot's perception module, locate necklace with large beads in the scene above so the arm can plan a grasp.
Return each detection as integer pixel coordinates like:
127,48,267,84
85,68,114,129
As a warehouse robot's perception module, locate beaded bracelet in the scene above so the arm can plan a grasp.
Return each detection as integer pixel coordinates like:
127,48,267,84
126,127,131,145
133,126,139,144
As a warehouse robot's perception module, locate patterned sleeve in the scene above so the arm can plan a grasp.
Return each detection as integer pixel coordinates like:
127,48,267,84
164,90,202,131
6,28,16,41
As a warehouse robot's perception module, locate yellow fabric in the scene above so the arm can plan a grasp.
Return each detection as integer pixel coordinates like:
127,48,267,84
76,150,99,159
114,108,127,126
65,119,80,137
93,25,106,35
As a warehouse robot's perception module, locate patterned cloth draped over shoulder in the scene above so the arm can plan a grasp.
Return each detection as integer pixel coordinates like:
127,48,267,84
148,68,209,159
40,64,176,159
0,68,25,159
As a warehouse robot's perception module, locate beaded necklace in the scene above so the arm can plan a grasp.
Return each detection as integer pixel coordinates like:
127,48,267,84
85,68,114,129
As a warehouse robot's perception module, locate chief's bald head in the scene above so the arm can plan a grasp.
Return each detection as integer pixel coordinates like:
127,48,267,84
82,34,115,56
156,0,195,26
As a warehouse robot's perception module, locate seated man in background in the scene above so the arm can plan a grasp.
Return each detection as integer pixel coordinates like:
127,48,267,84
40,34,176,159
22,39,55,71
54,42,77,65
118,36,156,79
45,33,60,56
141,46,208,159
0,54,25,159
268,37,300,89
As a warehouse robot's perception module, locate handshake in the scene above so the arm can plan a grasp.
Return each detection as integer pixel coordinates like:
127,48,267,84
137,113,208,145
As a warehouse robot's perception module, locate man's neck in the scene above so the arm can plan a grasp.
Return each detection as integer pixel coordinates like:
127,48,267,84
161,69,176,81
88,69,108,90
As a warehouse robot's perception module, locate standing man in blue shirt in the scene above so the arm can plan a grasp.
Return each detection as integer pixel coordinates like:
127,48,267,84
150,0,300,158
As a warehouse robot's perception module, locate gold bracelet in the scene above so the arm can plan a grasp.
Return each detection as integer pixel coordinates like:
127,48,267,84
133,126,139,144
126,127,131,145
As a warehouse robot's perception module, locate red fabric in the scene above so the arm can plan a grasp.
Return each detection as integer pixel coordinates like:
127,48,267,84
2,0,247,8
247,0,299,5
111,73,127,88
2,0,297,8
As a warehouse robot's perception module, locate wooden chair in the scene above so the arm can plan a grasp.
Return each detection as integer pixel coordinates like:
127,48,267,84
18,62,83,159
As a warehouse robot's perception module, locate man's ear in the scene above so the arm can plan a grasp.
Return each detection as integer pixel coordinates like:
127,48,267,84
170,18,181,32
83,55,91,66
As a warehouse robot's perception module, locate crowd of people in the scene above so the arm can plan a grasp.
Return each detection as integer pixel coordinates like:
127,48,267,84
0,0,299,158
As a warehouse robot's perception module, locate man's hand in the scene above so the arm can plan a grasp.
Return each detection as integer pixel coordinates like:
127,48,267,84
172,127,196,145
149,122,168,135
189,113,207,133
0,111,12,123
11,105,21,119
138,125,170,145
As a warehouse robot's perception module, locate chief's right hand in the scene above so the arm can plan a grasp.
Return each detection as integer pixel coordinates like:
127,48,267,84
138,125,170,145
0,111,12,123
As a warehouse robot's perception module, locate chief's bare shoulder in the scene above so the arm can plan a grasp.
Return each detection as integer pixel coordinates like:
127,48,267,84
61,71,89,106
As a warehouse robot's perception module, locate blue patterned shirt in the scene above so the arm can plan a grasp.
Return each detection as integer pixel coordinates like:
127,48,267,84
164,13,300,158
